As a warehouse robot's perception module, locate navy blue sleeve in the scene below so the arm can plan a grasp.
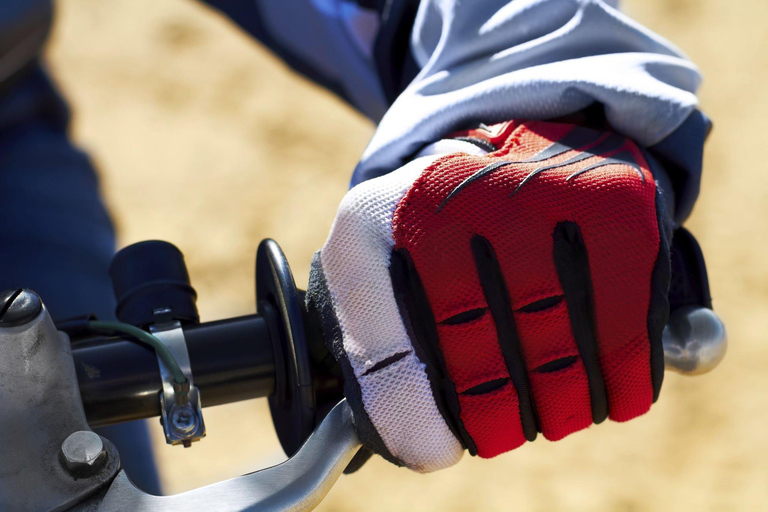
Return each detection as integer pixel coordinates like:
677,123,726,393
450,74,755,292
0,62,117,321
0,1,117,320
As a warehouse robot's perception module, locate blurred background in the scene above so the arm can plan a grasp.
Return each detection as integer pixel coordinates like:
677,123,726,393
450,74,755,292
44,0,767,510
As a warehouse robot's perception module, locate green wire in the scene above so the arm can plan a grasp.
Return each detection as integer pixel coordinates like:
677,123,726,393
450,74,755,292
87,320,188,385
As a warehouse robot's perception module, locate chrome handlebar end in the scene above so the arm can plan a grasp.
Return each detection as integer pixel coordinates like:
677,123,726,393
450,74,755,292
663,306,727,376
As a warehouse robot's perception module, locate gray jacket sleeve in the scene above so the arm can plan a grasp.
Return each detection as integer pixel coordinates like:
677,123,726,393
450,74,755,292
199,1,710,221
351,0,708,221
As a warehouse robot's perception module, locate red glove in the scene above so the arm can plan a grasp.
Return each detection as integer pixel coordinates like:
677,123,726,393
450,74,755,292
307,120,672,472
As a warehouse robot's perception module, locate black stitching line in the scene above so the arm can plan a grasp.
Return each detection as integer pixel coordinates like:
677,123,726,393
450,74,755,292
361,350,413,377
440,307,487,325
437,126,606,213
534,355,578,374
511,133,625,198
461,378,509,396
436,161,517,213
452,136,498,153
566,150,644,182
516,295,564,313
519,125,603,164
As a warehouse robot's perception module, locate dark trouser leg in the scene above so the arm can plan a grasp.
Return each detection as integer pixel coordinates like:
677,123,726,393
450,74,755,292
0,63,162,495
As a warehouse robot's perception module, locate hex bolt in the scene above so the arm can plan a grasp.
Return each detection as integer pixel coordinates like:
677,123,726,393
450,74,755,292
0,289,42,327
60,431,107,477
170,405,197,435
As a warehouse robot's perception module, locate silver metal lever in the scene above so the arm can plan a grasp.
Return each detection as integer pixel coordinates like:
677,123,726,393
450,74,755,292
97,399,361,511
663,306,727,375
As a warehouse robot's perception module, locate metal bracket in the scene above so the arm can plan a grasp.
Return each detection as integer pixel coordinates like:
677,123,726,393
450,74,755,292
151,321,206,446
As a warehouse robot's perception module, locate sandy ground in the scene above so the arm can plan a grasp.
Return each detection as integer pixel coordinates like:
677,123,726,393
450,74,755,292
45,0,768,510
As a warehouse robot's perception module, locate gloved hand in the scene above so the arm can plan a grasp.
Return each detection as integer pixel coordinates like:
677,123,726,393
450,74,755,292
307,120,703,472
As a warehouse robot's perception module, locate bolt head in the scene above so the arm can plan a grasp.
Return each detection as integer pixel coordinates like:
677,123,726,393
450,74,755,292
170,405,197,435
0,289,42,327
60,431,107,477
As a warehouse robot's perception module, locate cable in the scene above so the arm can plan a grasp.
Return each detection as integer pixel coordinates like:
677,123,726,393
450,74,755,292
86,320,188,385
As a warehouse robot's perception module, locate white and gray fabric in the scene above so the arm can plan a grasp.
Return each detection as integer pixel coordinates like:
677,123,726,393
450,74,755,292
307,144,472,472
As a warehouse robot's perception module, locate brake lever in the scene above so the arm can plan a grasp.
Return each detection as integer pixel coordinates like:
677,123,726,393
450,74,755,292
96,399,360,512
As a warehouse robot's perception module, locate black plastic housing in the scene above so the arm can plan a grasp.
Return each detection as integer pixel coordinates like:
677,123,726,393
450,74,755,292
110,241,199,328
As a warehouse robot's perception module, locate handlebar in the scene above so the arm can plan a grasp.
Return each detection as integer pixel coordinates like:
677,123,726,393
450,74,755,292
72,314,276,427
0,237,726,511
63,239,344,457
